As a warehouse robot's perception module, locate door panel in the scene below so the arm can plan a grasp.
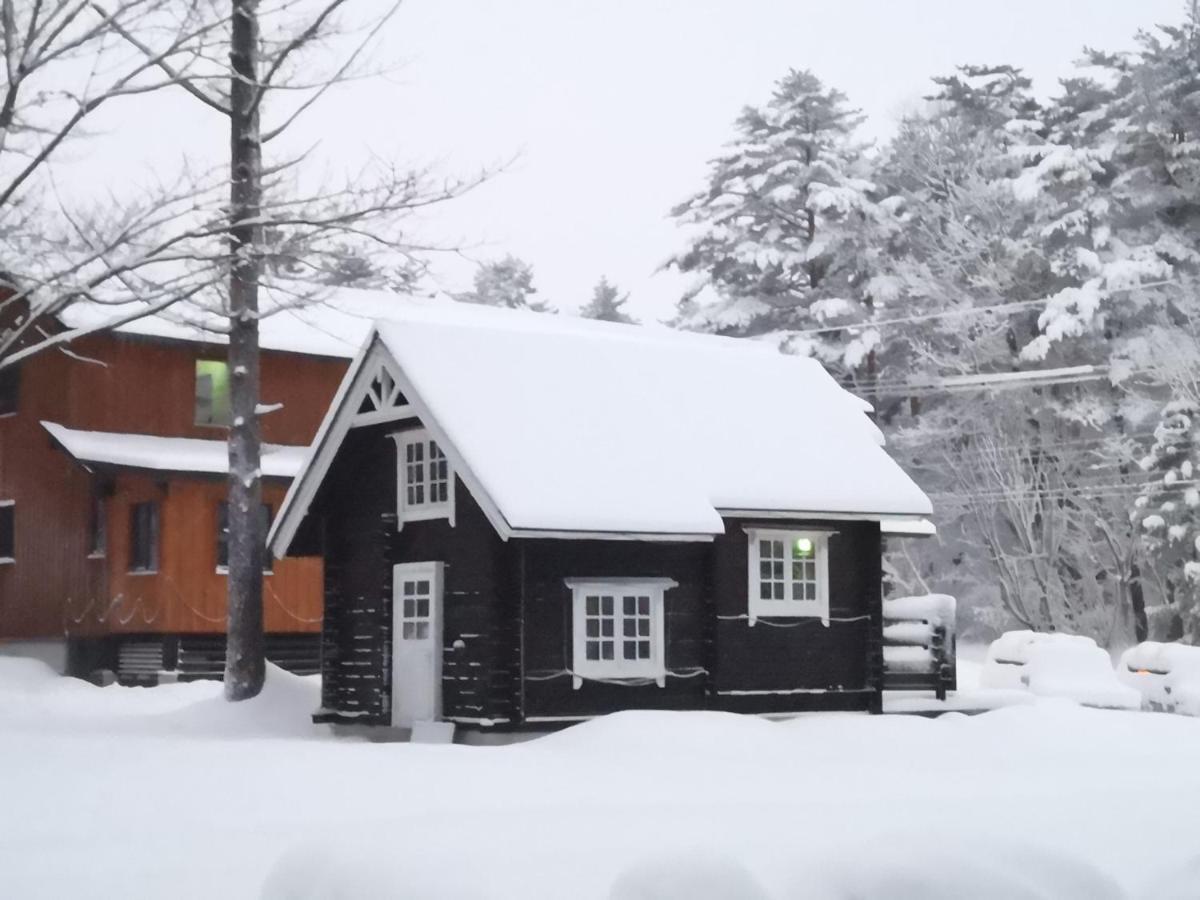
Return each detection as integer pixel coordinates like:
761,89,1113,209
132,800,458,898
391,561,443,726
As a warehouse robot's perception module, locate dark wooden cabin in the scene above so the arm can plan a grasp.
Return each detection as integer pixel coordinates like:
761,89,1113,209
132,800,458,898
270,302,934,732
0,291,408,682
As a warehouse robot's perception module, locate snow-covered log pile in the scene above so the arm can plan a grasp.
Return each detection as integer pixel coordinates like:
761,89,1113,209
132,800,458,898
881,594,956,696
981,631,1140,710
1118,642,1200,716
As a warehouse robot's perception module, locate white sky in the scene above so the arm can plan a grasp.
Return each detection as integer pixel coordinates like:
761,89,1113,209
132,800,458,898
73,0,1187,321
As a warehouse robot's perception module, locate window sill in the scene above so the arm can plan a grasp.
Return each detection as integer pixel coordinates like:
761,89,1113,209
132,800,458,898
572,668,666,688
398,507,452,525
215,566,274,576
747,603,829,623
127,569,158,576
0,557,14,566
87,553,106,560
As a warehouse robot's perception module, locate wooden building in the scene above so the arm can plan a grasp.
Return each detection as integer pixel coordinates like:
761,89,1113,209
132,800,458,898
269,301,935,734
0,290,407,681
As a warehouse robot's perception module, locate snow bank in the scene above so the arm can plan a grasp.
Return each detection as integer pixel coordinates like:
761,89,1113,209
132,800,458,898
607,851,771,900
1118,642,1200,716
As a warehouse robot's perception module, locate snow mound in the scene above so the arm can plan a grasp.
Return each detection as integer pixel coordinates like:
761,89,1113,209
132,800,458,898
980,631,1096,689
796,834,1125,900
1118,642,1200,716
1022,642,1140,710
609,850,770,900
152,664,323,738
0,655,63,692
532,709,778,758
980,631,1139,709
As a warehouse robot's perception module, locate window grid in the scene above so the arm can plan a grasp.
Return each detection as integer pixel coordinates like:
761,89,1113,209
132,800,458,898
568,579,675,687
748,529,828,620
397,430,453,523
399,578,432,640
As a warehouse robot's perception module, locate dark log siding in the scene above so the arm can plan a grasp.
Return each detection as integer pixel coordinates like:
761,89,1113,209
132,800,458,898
315,421,514,725
314,417,887,727
518,539,710,720
315,425,394,723
709,519,882,714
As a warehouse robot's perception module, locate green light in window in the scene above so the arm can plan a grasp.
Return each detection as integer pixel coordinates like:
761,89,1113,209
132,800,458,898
794,537,814,557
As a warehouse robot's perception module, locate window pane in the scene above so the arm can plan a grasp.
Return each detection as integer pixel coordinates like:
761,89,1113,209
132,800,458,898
402,622,415,639
586,595,598,616
416,580,429,595
638,619,650,636
403,598,415,618
773,582,784,600
623,643,637,660
586,642,599,661
760,582,772,600
0,366,19,416
0,504,12,559
601,619,613,637
415,622,429,640
601,596,613,615
623,619,637,637
623,596,636,615
601,642,614,660
638,640,650,658
586,620,599,638
637,596,649,616
194,361,231,426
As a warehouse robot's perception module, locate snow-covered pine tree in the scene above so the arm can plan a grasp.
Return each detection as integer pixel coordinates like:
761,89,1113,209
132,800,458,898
1136,399,1200,641
454,256,554,313
580,277,636,323
667,69,890,377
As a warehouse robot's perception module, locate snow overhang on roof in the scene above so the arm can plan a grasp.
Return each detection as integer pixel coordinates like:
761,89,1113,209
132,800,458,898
55,284,430,360
270,295,933,553
880,517,937,537
42,421,306,479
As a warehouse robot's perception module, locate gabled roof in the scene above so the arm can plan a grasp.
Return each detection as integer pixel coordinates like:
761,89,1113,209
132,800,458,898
43,421,306,478
270,290,932,552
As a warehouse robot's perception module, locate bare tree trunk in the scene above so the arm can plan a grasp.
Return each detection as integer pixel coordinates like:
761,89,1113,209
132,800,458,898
1130,561,1148,643
224,0,265,701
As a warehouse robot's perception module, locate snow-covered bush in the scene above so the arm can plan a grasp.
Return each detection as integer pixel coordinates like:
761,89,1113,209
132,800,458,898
980,631,1095,689
1118,642,1200,716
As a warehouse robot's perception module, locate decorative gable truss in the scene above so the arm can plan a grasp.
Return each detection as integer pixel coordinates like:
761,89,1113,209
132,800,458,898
353,357,411,426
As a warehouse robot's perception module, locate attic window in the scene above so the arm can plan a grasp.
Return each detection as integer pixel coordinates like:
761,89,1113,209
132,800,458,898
565,578,676,688
394,429,453,524
747,528,830,622
195,360,232,427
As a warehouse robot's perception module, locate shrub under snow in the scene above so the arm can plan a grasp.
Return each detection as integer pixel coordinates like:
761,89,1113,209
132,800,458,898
981,631,1140,709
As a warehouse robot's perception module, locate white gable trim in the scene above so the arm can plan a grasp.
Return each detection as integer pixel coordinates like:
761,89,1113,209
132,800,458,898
269,332,517,556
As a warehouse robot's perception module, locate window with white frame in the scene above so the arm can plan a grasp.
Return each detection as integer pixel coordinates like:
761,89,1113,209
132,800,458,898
394,429,453,524
746,528,830,621
566,578,676,686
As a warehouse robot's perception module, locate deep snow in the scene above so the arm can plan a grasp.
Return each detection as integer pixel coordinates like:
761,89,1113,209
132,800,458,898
2,658,1199,900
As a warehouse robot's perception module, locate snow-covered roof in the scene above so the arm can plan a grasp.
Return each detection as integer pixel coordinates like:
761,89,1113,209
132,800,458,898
56,287,422,359
272,293,932,547
43,421,306,478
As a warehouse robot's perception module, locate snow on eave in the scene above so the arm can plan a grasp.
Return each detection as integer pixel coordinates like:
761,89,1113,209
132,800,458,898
42,421,305,479
880,517,937,537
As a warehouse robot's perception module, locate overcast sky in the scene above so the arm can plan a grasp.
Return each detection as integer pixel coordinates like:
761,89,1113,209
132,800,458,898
75,0,1188,321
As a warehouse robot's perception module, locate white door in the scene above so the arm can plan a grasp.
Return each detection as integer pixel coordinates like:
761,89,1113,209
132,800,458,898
391,561,444,727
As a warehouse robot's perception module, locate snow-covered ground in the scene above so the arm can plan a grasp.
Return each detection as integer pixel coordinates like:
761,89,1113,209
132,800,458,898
3,658,1200,900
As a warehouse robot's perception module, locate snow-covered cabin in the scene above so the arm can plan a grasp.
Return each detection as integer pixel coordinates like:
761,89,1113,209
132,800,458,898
269,299,933,732
0,288,410,680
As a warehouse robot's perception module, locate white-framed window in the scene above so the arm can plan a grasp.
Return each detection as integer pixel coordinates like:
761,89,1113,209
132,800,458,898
393,429,453,525
746,528,830,622
565,578,677,688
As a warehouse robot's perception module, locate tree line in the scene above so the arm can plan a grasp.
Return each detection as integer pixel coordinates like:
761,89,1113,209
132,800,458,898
665,7,1200,647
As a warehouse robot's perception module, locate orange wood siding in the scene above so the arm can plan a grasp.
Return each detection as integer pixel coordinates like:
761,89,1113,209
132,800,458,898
1,331,341,640
90,475,322,636
0,351,106,638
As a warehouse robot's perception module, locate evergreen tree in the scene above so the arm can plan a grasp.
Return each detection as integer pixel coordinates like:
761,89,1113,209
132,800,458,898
580,277,636,323
667,69,891,375
1136,399,1200,641
454,256,554,313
